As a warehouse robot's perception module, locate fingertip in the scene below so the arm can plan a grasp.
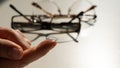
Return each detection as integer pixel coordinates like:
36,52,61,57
42,39,57,45
34,39,57,57
38,39,57,49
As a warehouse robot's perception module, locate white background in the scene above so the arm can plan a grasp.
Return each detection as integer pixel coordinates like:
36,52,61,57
0,0,120,68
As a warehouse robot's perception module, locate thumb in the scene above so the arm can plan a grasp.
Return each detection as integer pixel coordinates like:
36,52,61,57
0,39,23,60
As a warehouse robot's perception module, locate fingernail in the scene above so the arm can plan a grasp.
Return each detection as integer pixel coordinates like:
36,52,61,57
47,36,57,42
7,47,23,60
48,40,57,49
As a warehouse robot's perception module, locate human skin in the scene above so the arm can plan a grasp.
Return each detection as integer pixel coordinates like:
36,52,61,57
0,27,57,68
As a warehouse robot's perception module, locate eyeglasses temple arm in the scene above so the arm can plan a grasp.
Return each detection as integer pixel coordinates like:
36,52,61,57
84,5,96,13
68,5,96,23
52,1,62,16
68,11,84,23
67,33,79,42
32,2,53,17
9,4,32,22
67,0,79,16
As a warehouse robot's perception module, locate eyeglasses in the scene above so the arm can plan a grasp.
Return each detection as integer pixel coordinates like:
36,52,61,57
11,14,81,42
10,0,97,43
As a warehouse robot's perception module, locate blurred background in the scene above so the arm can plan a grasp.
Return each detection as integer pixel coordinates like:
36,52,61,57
0,0,119,68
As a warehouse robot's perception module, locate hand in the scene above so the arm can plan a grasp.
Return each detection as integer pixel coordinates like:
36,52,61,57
0,27,57,68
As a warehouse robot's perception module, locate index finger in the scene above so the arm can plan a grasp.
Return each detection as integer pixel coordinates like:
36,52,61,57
0,27,30,50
